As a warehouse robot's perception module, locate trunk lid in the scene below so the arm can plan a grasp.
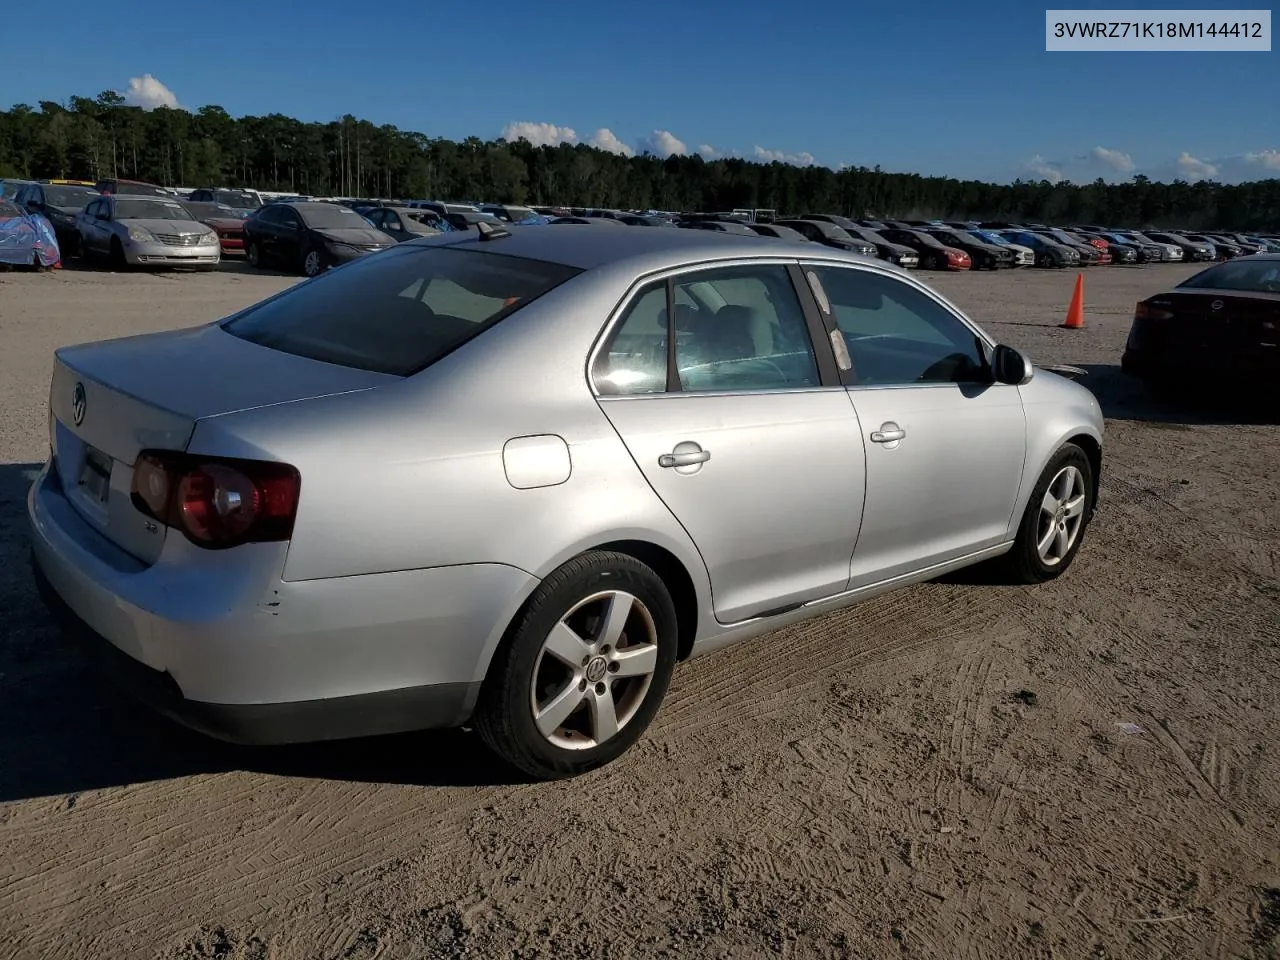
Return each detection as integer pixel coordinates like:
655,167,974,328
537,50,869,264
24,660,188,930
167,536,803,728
49,322,397,564
1149,290,1280,352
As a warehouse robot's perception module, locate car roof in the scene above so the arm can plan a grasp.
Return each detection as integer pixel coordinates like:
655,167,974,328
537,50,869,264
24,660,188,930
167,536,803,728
415,220,847,271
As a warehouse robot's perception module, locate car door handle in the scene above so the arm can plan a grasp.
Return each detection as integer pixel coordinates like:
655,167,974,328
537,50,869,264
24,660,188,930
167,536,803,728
659,449,710,468
870,424,906,443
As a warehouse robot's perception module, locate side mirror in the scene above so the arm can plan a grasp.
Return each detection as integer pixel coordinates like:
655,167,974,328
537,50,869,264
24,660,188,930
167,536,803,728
992,343,1033,385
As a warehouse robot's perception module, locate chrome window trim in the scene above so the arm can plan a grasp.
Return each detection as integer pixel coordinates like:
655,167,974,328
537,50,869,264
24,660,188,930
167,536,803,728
797,257,1002,392
586,255,830,400
586,255,924,400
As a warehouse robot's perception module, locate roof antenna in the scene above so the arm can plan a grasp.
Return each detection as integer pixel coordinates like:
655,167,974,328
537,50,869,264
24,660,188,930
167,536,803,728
475,220,512,241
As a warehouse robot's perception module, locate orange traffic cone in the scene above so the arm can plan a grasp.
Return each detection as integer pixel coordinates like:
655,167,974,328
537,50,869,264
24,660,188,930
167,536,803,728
1062,273,1084,329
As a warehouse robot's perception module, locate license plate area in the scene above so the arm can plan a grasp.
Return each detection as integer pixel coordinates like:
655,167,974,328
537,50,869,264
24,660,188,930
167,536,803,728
79,446,112,504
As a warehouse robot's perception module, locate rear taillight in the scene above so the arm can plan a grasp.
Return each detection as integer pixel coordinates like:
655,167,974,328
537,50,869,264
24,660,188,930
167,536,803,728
131,451,301,549
1134,302,1174,321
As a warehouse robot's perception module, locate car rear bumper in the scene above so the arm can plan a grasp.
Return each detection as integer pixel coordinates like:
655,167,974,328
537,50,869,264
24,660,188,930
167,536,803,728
1122,344,1280,382
27,460,536,745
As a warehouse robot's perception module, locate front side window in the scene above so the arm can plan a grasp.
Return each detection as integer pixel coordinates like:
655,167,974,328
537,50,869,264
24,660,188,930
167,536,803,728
224,246,581,376
809,266,989,386
593,264,820,395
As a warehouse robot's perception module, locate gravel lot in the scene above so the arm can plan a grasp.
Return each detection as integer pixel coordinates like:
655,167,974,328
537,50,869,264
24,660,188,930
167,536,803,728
1,260,1277,960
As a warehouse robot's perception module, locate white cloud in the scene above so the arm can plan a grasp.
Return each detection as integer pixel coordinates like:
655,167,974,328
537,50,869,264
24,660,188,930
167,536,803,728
1025,154,1065,183
1244,149,1280,171
501,121,578,147
1177,151,1219,179
752,146,817,167
588,128,634,157
1090,146,1134,173
637,130,687,157
697,144,719,160
120,74,180,110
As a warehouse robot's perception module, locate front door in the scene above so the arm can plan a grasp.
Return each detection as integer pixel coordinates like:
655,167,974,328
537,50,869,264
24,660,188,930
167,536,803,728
801,263,1028,587
593,262,866,624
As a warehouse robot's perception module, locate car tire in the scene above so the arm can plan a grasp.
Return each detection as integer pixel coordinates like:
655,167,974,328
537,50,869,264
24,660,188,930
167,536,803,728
993,443,1094,585
475,550,679,780
109,237,127,271
301,247,324,278
246,241,262,268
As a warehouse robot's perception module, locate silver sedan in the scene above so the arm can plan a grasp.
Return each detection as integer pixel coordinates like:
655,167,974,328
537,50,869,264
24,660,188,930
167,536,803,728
28,224,1104,779
75,195,221,269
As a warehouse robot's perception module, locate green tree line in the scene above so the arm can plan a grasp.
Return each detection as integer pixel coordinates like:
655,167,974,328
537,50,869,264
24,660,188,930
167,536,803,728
2,91,1278,229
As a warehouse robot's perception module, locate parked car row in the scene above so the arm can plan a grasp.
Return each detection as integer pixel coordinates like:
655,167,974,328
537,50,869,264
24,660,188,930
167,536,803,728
3,174,1279,277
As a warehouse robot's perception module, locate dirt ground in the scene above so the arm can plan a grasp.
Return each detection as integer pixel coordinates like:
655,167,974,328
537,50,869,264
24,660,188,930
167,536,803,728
1,258,1277,960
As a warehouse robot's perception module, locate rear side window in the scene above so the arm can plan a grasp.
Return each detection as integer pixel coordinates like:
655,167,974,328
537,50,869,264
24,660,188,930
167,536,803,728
222,246,581,376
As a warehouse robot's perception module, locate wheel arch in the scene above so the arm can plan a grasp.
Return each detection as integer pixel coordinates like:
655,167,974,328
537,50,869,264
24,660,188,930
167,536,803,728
479,538,704,699
588,539,700,661
1065,431,1102,519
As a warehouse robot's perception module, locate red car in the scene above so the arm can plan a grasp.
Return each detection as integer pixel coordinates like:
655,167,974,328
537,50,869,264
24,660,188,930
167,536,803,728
1076,235,1114,265
181,200,246,256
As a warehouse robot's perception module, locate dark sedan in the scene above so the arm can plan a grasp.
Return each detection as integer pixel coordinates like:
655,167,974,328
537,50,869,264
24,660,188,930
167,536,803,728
12,182,99,255
1101,232,1165,263
1183,233,1246,259
243,201,396,277
771,219,879,258
1144,231,1216,262
922,227,1014,269
616,214,675,226
745,222,811,242
798,215,919,268
877,228,972,270
679,219,760,236
1030,229,1103,265
1123,254,1280,392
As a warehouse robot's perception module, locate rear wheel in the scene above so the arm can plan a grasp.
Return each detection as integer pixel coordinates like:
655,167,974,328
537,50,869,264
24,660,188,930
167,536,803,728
246,241,262,268
475,551,678,780
993,443,1094,584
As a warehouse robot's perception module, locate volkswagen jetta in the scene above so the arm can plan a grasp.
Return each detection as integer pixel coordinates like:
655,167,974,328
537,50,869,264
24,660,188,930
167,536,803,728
30,224,1104,779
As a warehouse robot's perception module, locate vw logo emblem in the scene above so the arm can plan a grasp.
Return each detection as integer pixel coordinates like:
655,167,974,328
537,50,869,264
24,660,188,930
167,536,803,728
72,382,87,426
1211,300,1224,311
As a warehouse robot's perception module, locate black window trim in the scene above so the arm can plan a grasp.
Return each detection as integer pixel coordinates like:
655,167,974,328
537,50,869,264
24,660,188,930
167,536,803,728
794,258,997,390
587,256,845,399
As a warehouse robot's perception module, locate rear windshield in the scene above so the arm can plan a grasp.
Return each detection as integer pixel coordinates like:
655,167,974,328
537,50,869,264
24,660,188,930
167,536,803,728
114,183,171,197
222,245,582,376
215,190,259,208
1177,259,1280,294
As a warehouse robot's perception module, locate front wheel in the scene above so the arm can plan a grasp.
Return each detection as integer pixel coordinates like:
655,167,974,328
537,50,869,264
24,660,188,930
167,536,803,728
993,443,1094,584
475,551,679,780
301,247,325,278
246,241,263,268
109,237,128,270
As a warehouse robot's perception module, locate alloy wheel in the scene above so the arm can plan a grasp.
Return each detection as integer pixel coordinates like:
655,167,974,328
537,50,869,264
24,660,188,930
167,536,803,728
529,590,660,750
1037,465,1086,566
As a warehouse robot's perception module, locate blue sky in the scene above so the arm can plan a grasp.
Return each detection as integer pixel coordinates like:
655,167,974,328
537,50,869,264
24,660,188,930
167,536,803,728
5,0,1278,184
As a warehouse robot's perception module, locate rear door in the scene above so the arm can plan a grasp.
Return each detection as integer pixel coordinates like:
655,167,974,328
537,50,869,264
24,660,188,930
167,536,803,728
800,262,1027,587
592,260,865,624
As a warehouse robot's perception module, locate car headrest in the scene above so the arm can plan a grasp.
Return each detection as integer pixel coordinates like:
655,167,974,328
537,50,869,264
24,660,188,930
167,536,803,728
657,303,701,332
